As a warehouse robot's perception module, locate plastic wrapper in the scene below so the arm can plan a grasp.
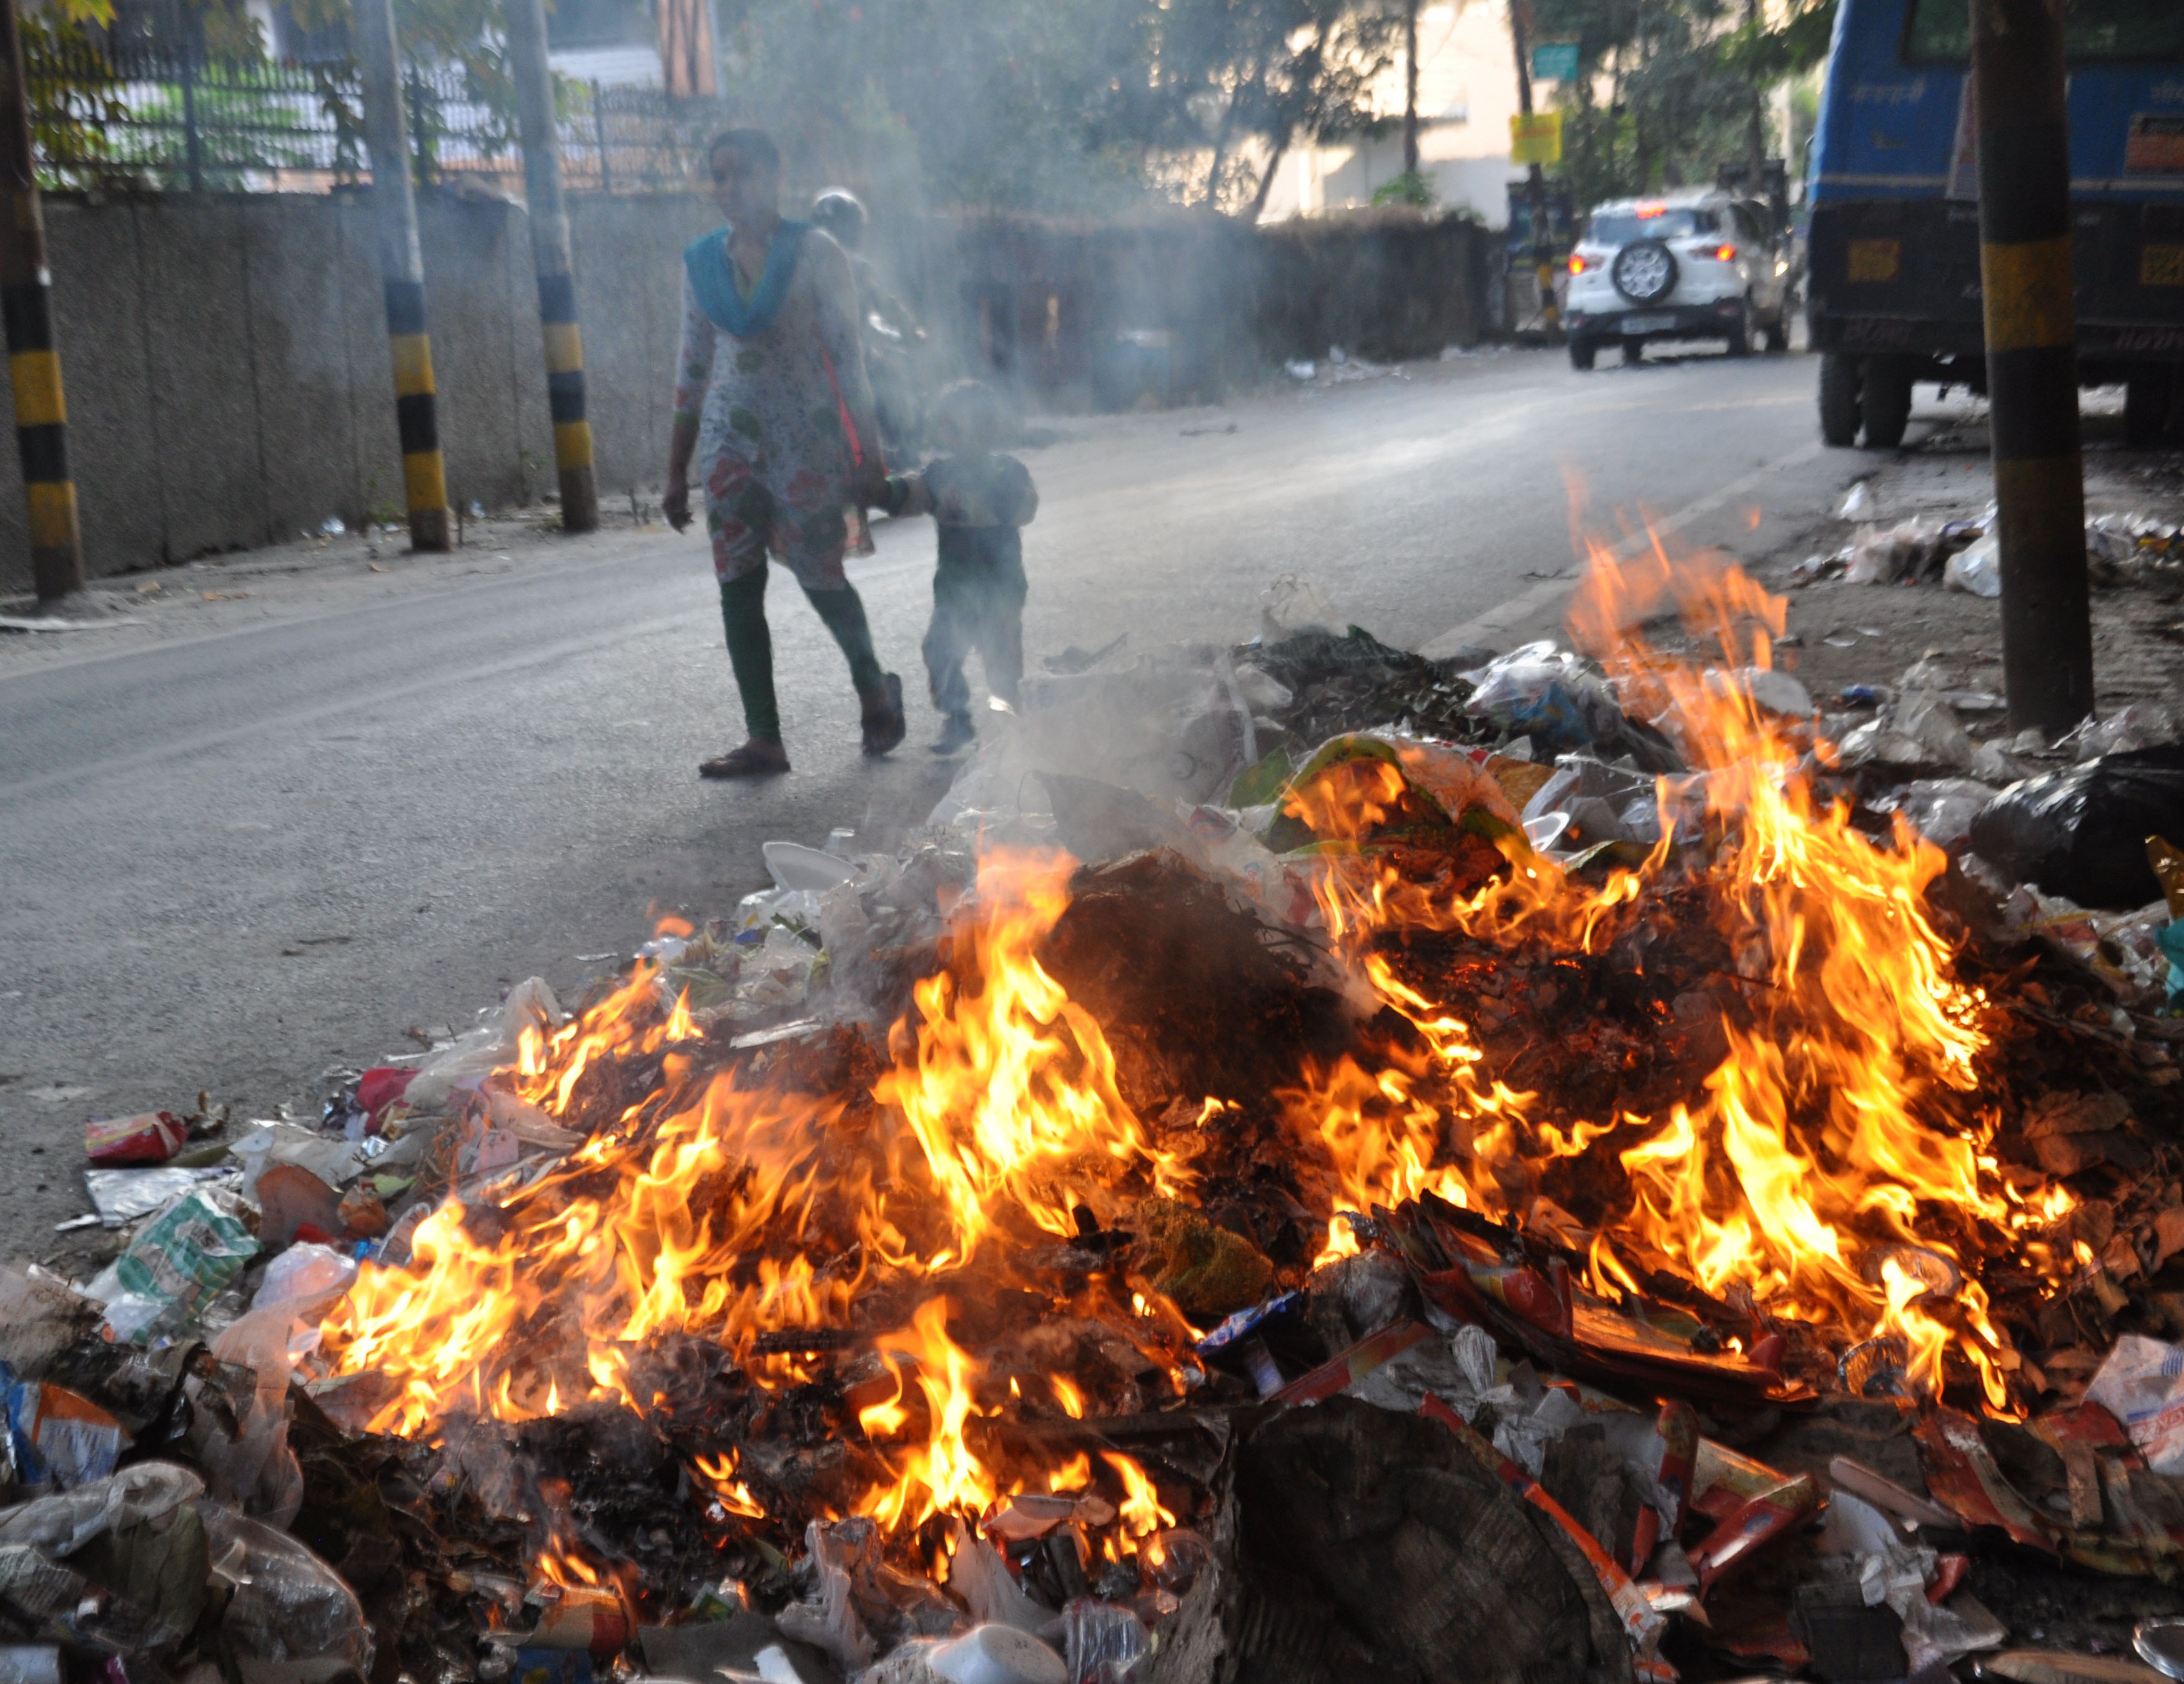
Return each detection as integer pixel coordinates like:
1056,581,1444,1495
230,1125,368,1198
201,1504,373,1673
83,1113,187,1168
2087,1334,2184,1474
1685,1438,1821,1592
82,1166,237,1229
0,1462,202,1556
1969,744,2184,910
773,1518,876,1672
2,1368,127,1490
1461,642,1626,752
86,1188,259,1344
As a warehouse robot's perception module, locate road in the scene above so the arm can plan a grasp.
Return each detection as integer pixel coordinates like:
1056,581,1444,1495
0,342,1889,1244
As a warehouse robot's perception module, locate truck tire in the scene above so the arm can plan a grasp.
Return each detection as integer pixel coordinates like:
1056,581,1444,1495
2125,368,2175,446
1569,338,1598,371
1860,356,1913,449
1819,353,1862,446
1762,312,1789,353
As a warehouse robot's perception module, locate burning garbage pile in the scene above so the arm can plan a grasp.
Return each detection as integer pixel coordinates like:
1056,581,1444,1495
22,540,2184,1684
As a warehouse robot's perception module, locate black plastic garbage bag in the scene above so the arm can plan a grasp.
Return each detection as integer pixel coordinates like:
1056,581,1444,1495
1969,744,2184,909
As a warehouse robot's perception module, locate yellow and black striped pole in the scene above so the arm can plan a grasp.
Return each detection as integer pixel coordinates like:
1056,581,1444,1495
1972,0,2090,737
354,0,450,552
506,0,598,531
0,0,84,604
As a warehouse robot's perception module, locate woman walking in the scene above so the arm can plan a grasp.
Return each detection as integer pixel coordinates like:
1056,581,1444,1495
663,128,906,778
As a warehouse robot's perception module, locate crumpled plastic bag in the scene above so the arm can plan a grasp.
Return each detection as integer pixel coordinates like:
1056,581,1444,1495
1462,642,1626,752
194,1307,309,1528
1944,533,2000,597
203,1504,372,1675
403,977,562,1115
1834,691,2014,784
1969,744,2184,910
774,1518,877,1672
0,1462,203,1557
2056,702,2183,761
2087,1334,2184,1473
1868,778,2000,852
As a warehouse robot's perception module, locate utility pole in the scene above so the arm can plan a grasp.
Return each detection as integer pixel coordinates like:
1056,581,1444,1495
355,0,451,552
1403,0,1421,182
1743,0,1766,194
1972,0,2090,737
1508,0,1559,336
506,0,598,531
0,0,84,606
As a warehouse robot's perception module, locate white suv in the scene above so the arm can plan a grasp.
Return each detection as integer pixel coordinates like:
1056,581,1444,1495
1563,189,1792,369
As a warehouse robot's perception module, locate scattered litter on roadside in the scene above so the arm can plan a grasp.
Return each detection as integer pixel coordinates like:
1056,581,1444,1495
28,539,2184,1684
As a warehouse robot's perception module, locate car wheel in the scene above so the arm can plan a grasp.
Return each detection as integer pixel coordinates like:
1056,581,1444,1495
2125,368,2175,446
1819,352,1861,446
1860,355,1914,449
1762,312,1789,353
1725,298,1754,358
1569,338,1598,371
1621,340,1644,365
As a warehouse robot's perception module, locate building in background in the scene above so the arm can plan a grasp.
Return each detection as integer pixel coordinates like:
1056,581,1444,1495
1255,0,1522,226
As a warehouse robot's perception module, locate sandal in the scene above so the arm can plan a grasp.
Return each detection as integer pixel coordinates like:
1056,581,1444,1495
861,672,906,757
699,740,791,779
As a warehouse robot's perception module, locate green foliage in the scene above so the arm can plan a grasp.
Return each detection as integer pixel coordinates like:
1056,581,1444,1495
1533,0,1814,209
1370,168,1434,207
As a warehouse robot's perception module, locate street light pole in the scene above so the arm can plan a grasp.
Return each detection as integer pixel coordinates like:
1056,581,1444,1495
0,0,85,605
355,0,452,553
1972,0,2090,738
505,0,598,532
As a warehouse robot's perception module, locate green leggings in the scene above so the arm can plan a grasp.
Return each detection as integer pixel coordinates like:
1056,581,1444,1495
718,565,886,744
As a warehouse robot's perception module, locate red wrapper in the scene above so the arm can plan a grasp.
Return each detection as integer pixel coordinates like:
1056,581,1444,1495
83,1111,187,1166
357,1066,418,1126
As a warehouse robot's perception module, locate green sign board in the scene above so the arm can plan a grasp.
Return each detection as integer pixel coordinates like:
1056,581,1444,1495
1531,42,1580,82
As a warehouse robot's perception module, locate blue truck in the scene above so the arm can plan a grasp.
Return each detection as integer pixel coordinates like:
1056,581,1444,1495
1806,0,2184,447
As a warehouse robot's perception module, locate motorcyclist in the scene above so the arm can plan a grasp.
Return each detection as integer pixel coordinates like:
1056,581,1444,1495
812,188,925,458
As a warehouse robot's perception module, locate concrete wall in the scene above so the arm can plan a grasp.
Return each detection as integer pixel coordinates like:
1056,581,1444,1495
0,189,721,591
0,192,1491,591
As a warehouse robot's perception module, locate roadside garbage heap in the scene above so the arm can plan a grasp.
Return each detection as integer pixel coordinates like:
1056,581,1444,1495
1792,497,2184,599
32,563,2184,1684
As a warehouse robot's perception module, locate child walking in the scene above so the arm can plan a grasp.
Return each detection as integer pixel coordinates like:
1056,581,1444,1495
879,382,1039,756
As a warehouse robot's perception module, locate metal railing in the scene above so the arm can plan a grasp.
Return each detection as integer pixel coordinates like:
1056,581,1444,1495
24,40,713,196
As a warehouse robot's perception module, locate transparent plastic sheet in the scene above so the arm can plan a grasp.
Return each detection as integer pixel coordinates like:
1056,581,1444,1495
0,1462,204,1557
1060,1599,1150,1684
200,1504,372,1673
195,1308,308,1527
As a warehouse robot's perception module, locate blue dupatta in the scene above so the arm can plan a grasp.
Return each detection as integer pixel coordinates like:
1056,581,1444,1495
683,219,813,338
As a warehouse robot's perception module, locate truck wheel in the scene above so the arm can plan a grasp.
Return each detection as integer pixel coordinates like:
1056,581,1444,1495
2125,368,2175,447
1569,338,1598,372
1762,312,1789,353
1819,353,1862,446
1860,357,1913,449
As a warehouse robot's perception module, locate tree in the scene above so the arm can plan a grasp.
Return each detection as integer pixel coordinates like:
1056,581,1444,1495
1531,0,1762,207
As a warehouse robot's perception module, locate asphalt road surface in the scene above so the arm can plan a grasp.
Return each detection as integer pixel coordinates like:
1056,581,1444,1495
0,342,1892,1244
